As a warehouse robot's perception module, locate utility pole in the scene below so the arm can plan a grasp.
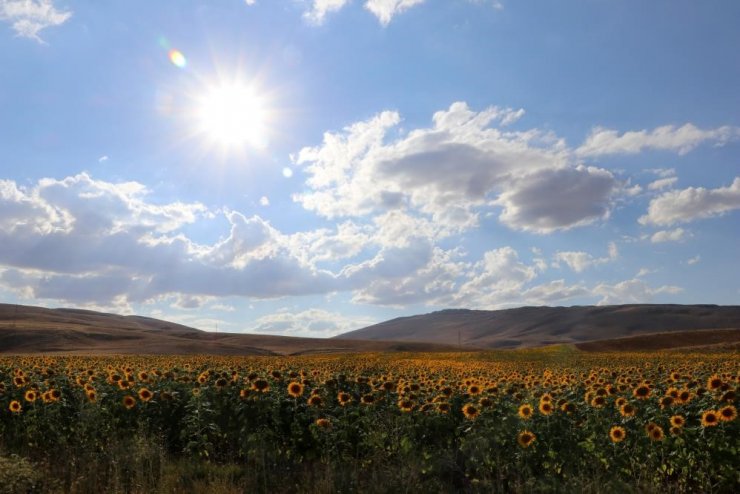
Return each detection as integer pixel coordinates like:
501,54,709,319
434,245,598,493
11,304,19,330
458,330,461,348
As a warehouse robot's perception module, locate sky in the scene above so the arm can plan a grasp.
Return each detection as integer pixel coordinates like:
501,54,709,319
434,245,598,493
0,0,739,338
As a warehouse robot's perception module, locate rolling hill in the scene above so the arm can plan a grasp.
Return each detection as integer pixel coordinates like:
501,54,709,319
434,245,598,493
336,304,740,349
0,304,461,356
3,303,740,355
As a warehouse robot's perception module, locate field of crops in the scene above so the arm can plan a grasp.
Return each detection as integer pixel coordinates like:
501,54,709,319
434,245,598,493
0,348,737,493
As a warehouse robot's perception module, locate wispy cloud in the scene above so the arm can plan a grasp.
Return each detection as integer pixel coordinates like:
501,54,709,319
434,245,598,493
650,228,690,243
577,123,739,157
0,0,71,42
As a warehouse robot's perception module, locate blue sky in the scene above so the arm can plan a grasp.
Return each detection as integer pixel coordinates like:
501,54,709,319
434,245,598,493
1,0,739,337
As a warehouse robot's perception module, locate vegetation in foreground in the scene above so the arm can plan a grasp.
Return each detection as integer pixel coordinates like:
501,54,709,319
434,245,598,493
0,348,738,493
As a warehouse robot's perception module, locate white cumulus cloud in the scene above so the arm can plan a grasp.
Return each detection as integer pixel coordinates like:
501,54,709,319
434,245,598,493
295,102,620,235
364,0,426,25
303,0,350,24
552,242,618,273
639,178,740,226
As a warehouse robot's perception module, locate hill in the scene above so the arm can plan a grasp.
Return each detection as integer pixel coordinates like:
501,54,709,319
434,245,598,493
0,304,461,356
336,304,740,349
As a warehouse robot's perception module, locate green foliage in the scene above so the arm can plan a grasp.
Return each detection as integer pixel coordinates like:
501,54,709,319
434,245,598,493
0,351,737,493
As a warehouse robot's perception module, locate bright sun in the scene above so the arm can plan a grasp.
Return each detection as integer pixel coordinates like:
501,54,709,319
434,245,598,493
197,83,268,149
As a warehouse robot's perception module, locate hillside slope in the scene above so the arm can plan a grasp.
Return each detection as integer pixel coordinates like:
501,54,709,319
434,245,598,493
336,305,740,348
0,304,461,356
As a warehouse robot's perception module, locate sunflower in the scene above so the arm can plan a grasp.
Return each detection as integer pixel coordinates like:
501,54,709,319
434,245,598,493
239,389,250,399
315,418,331,429
669,426,683,436
615,397,627,408
308,395,323,407
122,395,136,409
719,405,737,422
462,403,479,420
9,400,22,413
518,404,533,419
633,384,651,400
707,374,722,390
677,389,692,404
670,415,685,428
467,385,481,395
538,401,554,415
609,426,626,443
49,389,62,401
24,390,38,403
719,390,736,403
337,392,352,406
560,402,576,414
437,402,451,414
701,410,719,427
287,381,304,398
398,399,414,413
590,396,607,408
517,430,536,448
214,377,228,388
86,390,97,403
252,379,270,393
138,388,153,402
620,403,636,417
648,425,665,441
479,397,493,408
361,394,376,405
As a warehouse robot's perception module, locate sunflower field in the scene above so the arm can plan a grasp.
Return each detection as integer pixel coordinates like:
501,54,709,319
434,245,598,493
0,349,737,493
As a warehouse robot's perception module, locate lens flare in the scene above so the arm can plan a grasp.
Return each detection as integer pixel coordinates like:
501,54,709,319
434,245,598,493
168,49,187,68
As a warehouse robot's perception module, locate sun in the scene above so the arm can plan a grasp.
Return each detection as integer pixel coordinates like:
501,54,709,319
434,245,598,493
196,83,268,149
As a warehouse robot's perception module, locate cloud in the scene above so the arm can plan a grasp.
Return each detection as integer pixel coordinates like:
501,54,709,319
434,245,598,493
687,255,701,266
650,228,690,243
295,102,621,234
0,174,337,305
245,308,376,338
350,245,468,306
647,177,677,191
639,177,740,226
577,123,740,157
364,0,426,25
259,196,270,206
496,166,617,234
552,242,618,273
593,278,682,305
645,168,676,178
0,0,71,42
303,0,350,24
